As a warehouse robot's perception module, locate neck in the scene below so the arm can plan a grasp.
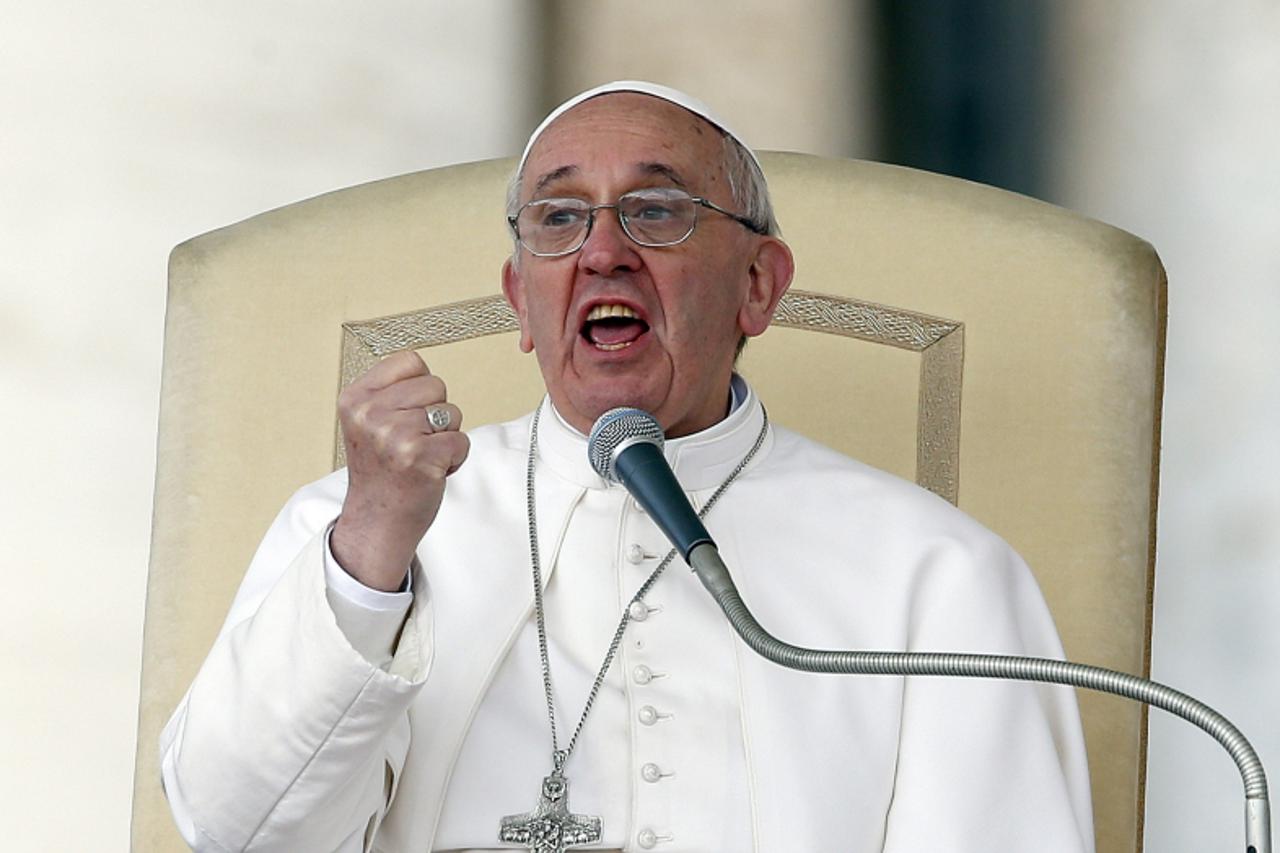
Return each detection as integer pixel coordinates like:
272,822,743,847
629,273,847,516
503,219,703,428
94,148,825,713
550,377,741,439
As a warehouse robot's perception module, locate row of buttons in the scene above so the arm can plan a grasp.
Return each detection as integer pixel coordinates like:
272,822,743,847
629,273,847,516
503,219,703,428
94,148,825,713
627,533,674,848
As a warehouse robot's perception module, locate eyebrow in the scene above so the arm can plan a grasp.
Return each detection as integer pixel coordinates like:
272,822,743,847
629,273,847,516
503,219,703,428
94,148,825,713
637,162,689,189
532,165,578,196
529,161,693,200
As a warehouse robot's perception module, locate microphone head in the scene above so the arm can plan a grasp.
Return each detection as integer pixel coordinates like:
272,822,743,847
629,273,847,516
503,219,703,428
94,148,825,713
587,407,664,483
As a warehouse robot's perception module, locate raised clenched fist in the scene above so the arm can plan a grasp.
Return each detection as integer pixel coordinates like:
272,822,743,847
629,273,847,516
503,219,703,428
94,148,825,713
331,351,470,591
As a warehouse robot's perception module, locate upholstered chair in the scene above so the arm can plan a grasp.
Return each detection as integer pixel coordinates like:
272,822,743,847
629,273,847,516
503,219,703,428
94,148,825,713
132,153,1164,852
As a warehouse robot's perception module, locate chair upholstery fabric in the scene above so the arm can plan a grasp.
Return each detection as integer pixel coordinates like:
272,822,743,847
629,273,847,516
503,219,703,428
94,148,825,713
133,153,1164,852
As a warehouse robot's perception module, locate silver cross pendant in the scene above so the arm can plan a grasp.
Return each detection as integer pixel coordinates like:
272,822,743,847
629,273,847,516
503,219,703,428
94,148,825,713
499,771,602,852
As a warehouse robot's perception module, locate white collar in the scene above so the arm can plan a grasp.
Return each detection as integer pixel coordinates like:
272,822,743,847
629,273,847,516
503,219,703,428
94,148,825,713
534,374,771,492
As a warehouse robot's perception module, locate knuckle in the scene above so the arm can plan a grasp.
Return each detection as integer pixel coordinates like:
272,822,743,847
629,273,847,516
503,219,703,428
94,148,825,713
390,436,422,466
394,350,428,375
338,393,361,423
348,399,376,431
372,419,397,446
337,384,362,416
446,434,471,475
420,461,450,481
444,432,470,462
422,374,446,401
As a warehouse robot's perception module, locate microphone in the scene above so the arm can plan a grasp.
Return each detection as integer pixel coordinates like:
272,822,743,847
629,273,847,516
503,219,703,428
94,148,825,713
587,407,1271,853
587,407,714,561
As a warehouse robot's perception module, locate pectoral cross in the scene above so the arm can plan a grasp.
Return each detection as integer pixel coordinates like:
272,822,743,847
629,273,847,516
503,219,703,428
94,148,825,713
499,771,602,852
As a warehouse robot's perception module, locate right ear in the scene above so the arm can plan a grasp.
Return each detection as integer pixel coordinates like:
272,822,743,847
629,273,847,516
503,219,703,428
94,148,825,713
501,257,534,353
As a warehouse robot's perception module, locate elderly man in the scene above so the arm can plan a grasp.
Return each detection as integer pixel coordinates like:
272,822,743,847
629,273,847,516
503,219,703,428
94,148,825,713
161,82,1093,852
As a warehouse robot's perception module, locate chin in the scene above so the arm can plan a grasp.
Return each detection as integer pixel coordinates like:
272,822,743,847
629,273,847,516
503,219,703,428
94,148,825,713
566,383,663,429
587,391,655,420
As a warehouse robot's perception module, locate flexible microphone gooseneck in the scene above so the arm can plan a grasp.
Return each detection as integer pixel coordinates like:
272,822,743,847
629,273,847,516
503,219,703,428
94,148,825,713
587,406,1271,853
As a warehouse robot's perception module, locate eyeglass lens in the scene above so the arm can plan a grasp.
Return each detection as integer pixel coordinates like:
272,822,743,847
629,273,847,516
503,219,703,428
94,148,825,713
517,189,697,255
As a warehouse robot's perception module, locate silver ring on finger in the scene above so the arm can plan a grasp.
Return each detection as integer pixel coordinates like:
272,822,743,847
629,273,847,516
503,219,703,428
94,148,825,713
426,406,452,432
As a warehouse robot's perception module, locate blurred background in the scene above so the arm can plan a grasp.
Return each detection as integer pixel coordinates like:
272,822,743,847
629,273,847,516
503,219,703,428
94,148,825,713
2,1,1277,849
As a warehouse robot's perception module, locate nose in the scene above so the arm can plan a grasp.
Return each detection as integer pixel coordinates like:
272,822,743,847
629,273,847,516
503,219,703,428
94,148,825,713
578,206,641,276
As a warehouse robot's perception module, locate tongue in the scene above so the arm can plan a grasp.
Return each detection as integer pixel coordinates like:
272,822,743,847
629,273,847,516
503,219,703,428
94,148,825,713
587,319,647,346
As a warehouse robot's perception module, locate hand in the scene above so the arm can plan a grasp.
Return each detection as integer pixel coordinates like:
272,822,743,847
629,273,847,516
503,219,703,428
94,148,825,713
331,351,470,591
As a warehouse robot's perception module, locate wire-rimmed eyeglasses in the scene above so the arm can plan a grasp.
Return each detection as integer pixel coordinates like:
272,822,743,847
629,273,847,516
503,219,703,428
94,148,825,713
507,187,765,257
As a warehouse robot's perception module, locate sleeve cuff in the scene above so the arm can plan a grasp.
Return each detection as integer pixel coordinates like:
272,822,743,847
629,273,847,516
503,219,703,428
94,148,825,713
323,524,415,667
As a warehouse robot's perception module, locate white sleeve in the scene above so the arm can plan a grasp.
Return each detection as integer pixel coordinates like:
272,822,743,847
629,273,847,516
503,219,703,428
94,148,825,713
881,535,1095,853
159,472,433,852
323,525,414,670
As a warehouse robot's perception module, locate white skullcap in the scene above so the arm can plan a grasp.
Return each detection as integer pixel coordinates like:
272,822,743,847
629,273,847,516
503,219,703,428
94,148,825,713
516,80,761,178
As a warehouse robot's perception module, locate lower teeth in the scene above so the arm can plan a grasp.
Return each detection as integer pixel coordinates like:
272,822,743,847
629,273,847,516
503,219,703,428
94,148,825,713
595,341,630,351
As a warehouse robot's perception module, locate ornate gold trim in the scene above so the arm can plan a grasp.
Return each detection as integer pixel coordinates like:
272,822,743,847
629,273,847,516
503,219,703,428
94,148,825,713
773,289,961,351
335,296,519,466
916,325,964,503
336,290,965,503
773,290,964,503
340,295,519,388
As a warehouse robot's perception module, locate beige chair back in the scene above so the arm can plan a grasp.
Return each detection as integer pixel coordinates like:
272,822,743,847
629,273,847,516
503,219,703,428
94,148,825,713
133,153,1164,852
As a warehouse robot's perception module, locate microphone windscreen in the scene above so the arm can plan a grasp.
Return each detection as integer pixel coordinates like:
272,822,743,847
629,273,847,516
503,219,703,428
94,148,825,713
587,407,664,482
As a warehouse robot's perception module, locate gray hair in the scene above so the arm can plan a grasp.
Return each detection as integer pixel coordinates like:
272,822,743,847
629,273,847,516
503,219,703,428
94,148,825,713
720,133,779,238
505,130,779,254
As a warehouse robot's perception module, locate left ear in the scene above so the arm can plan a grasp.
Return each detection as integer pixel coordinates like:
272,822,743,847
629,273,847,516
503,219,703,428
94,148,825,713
738,237,795,338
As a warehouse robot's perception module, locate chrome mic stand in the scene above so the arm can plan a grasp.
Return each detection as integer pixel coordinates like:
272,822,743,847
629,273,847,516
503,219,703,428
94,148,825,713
687,542,1271,853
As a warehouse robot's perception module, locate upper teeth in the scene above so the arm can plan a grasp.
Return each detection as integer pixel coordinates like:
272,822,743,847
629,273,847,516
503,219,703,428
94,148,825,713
586,304,639,322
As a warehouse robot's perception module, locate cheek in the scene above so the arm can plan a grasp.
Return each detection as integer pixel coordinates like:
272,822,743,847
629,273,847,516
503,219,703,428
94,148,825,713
679,263,749,339
527,305,559,348
521,279,576,348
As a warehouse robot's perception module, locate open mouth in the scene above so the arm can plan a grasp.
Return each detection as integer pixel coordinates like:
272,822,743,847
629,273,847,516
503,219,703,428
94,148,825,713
581,304,650,351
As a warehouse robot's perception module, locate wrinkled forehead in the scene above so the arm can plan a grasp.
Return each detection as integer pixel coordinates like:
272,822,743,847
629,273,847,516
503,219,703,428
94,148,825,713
521,94,723,194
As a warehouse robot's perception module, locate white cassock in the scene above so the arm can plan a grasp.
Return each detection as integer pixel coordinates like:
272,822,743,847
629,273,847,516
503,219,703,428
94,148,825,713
161,377,1094,853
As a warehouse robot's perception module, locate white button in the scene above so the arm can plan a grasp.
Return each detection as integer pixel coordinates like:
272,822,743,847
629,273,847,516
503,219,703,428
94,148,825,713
628,600,651,621
637,828,673,848
633,664,654,684
638,705,660,725
626,544,647,564
630,496,647,514
640,762,664,783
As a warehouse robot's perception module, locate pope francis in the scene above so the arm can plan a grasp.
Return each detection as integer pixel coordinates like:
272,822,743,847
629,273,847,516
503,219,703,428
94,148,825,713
160,82,1095,852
